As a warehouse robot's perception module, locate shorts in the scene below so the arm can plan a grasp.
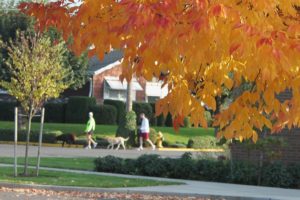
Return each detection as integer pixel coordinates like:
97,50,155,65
87,131,94,135
140,132,149,140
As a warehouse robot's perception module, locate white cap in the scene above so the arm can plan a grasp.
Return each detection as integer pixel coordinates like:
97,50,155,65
89,112,93,117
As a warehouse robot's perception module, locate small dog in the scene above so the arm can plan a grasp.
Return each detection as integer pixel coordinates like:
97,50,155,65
56,133,76,147
106,137,129,150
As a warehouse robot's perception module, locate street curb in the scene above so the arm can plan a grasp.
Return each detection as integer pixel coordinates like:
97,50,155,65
0,182,267,200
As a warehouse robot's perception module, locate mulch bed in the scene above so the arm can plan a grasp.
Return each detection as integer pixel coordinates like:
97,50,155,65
0,187,225,200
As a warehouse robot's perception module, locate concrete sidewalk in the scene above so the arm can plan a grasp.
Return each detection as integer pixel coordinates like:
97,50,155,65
0,144,224,159
1,164,300,200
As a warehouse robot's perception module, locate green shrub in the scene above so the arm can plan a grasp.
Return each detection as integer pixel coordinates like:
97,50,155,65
156,114,165,126
187,136,218,149
165,113,173,127
133,102,153,125
184,117,191,128
44,102,66,123
93,154,300,189
0,129,57,143
116,111,136,146
91,105,117,125
261,162,292,188
121,159,137,175
287,163,300,188
149,103,157,126
65,96,96,123
196,159,230,182
103,100,126,124
0,101,18,121
230,161,258,185
136,154,168,177
171,152,196,179
94,156,123,173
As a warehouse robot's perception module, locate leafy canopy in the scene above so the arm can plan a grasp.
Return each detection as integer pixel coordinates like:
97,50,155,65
20,0,300,142
0,33,70,116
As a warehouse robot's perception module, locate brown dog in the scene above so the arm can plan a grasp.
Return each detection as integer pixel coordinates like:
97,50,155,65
56,133,76,147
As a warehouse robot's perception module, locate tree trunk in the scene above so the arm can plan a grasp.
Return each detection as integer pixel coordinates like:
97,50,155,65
126,80,133,112
24,108,33,176
36,108,45,176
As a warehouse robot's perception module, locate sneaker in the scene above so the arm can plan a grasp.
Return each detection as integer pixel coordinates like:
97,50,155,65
85,146,91,149
137,147,143,151
152,146,156,151
93,143,98,149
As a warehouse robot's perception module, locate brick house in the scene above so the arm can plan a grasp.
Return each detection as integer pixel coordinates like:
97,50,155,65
230,90,300,164
65,50,168,103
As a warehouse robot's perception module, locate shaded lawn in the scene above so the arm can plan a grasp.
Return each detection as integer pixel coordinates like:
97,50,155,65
0,167,180,188
0,121,214,144
0,157,94,171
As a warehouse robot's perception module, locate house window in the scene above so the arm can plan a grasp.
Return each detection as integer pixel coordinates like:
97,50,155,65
103,76,141,101
145,81,168,102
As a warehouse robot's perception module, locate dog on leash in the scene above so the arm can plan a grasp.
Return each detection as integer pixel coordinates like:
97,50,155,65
106,137,129,150
56,133,76,147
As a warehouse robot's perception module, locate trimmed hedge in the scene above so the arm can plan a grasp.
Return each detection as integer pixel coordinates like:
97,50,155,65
165,113,173,127
94,154,300,189
0,101,18,121
104,99,126,124
150,102,165,127
91,105,117,125
65,96,96,123
44,102,66,123
133,102,153,125
0,129,58,143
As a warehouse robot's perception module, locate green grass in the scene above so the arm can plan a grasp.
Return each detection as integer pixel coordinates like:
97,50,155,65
0,121,214,145
0,167,180,188
0,157,94,171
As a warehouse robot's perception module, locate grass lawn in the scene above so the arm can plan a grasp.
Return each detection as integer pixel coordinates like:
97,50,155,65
0,167,180,188
0,121,214,145
0,157,94,171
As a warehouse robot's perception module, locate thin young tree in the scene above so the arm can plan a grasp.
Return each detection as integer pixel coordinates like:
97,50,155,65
0,33,71,176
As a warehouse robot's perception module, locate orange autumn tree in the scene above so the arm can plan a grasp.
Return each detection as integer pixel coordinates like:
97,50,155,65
20,0,300,142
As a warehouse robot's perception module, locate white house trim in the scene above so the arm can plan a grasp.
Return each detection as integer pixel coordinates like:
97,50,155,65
93,60,122,75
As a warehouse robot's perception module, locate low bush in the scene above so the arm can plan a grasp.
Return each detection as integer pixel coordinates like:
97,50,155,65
94,154,300,189
230,161,258,185
0,129,57,143
287,163,300,188
261,162,292,188
94,155,123,173
187,136,219,149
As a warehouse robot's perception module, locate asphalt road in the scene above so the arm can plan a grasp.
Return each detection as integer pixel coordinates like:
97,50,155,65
0,144,224,159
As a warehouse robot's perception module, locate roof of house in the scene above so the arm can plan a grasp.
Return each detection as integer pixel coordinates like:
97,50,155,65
88,50,123,75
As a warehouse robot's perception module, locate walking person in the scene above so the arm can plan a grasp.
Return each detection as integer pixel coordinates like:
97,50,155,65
138,113,155,151
85,112,97,149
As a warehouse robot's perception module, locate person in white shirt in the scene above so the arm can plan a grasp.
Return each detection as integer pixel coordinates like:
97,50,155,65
138,113,155,151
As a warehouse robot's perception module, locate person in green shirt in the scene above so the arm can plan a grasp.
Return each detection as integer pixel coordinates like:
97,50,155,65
85,112,97,149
